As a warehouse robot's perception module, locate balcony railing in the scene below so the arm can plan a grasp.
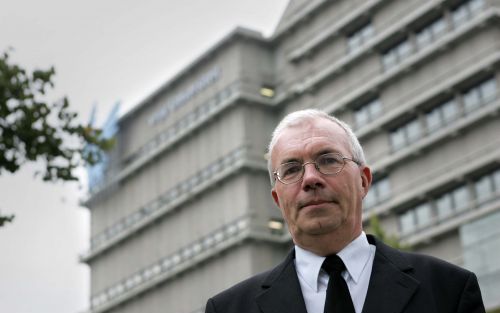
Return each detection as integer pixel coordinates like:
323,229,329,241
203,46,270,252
400,192,500,247
87,214,289,313
274,2,497,117
369,93,500,174
319,7,499,115
86,78,275,202
81,145,268,262
363,138,500,221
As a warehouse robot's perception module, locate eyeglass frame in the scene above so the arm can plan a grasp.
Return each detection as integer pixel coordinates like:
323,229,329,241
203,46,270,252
273,152,361,185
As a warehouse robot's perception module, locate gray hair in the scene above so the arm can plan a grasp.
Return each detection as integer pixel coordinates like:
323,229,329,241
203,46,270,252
266,109,366,184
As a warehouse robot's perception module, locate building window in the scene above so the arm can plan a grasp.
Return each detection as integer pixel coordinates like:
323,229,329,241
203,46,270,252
382,38,413,71
463,88,481,113
389,118,423,151
426,106,442,132
415,203,433,229
406,119,422,142
493,169,500,190
460,210,500,308
475,175,493,205
480,78,497,103
377,178,392,201
416,16,447,50
453,185,470,212
425,99,460,134
470,0,486,13
400,202,433,235
400,210,416,235
452,0,485,29
364,176,391,209
363,188,376,209
441,99,459,124
463,78,498,114
354,98,382,129
436,193,454,220
452,5,469,27
347,23,374,54
422,78,497,135
401,168,500,238
442,169,500,218
389,126,406,151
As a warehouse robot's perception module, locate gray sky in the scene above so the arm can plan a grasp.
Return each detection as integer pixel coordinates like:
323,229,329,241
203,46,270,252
0,1,288,312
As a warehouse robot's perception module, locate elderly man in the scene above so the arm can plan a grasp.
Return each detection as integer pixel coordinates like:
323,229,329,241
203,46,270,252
205,109,485,313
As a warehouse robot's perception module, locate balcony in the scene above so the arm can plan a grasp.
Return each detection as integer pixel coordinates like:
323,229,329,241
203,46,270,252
87,214,289,313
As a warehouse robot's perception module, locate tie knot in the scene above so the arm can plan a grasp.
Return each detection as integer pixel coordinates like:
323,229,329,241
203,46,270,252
322,255,346,275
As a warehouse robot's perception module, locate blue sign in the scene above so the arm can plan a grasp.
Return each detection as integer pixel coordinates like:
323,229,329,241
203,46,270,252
85,102,120,193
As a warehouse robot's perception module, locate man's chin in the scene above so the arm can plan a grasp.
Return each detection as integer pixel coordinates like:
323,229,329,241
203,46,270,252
298,218,341,236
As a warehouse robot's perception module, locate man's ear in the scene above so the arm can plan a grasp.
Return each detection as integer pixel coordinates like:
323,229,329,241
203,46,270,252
360,165,372,196
271,188,280,208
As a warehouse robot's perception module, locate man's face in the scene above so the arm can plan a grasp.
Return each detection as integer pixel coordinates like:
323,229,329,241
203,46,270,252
271,118,371,250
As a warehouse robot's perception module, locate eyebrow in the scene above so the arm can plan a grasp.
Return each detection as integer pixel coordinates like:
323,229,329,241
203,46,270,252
280,157,302,165
279,148,341,164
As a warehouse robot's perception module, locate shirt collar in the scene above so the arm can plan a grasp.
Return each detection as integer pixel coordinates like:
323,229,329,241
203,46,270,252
294,232,372,291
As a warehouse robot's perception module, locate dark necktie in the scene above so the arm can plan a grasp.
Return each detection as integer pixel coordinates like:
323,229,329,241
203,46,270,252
322,255,355,313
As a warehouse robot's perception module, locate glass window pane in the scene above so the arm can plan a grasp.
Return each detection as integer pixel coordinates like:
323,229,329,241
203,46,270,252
453,185,470,212
475,175,493,204
416,29,431,48
390,127,406,151
406,119,422,143
431,18,446,37
377,178,392,201
464,88,482,113
348,34,361,53
469,0,485,14
437,193,454,220
426,108,442,132
480,79,497,103
493,169,500,191
397,40,412,59
361,24,374,41
452,7,469,28
363,190,376,209
400,210,416,234
368,99,382,120
442,100,459,124
416,203,433,228
355,108,369,128
382,51,396,70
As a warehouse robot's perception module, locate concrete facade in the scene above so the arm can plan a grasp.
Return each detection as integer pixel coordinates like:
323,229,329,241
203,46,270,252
82,0,500,312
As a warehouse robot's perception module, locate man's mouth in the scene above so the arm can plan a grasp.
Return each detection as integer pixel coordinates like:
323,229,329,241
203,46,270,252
298,198,337,210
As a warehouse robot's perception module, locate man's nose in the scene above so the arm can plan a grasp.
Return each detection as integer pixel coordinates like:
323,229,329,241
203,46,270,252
302,162,324,191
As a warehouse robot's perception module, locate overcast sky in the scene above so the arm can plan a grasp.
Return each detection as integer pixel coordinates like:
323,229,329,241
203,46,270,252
0,1,288,312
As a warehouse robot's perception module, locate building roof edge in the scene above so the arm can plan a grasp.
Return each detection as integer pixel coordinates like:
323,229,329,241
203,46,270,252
119,27,266,123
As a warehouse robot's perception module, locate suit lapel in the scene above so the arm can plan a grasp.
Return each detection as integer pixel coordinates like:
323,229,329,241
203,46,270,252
255,250,308,313
362,236,419,313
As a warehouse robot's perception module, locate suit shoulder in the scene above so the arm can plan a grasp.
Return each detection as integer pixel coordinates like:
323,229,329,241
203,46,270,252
207,249,295,310
371,235,475,283
396,249,479,292
403,250,470,274
207,269,271,308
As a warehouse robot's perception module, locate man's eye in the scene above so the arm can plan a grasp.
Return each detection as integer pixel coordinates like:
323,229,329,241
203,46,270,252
320,157,339,165
282,164,302,177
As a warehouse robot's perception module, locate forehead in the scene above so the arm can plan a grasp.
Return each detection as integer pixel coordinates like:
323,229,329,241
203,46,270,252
272,118,350,162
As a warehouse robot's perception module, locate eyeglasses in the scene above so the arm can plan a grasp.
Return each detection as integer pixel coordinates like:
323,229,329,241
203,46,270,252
273,152,360,185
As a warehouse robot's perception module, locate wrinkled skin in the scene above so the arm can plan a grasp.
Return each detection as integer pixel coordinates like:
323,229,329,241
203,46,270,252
271,118,372,256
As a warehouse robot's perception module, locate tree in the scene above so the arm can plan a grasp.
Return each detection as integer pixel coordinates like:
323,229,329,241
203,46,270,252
0,49,113,226
368,214,411,251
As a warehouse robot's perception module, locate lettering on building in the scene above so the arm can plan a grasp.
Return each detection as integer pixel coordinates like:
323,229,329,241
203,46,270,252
147,66,221,126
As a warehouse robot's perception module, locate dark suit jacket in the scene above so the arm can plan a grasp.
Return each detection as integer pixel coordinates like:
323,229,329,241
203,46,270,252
205,235,485,313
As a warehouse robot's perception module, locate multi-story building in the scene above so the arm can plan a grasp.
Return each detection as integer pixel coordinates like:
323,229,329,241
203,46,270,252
81,0,500,312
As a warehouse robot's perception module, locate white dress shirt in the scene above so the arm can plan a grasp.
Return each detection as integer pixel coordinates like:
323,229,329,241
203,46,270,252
294,232,376,313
